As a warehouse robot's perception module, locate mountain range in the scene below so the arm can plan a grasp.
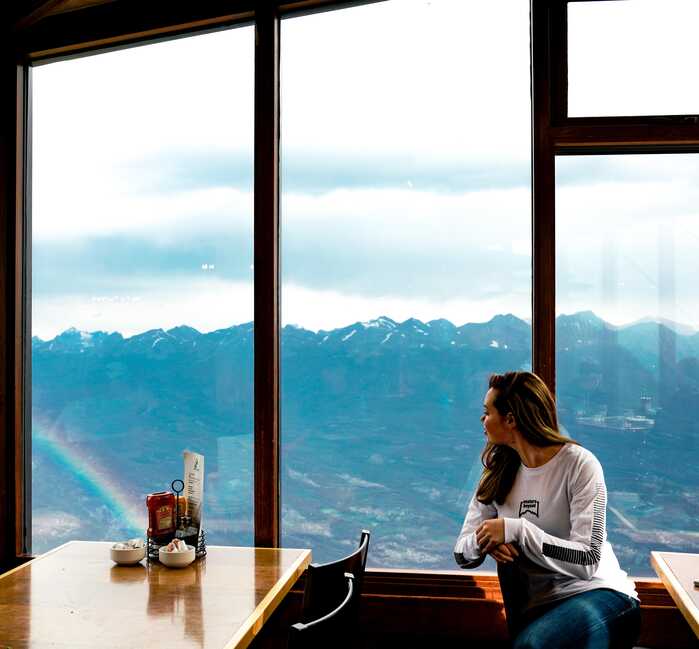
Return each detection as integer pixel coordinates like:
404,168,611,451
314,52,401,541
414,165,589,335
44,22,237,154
33,310,699,359
30,311,699,572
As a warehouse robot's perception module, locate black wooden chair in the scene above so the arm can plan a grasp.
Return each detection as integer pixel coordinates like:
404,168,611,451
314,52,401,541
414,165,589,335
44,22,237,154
497,551,531,639
288,572,354,649
289,530,370,649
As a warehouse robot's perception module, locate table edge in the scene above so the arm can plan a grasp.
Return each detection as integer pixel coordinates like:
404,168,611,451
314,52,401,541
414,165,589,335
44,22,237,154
223,548,312,649
650,551,699,639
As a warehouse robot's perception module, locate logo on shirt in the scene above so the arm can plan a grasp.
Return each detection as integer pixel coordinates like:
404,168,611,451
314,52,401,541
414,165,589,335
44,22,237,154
519,499,540,518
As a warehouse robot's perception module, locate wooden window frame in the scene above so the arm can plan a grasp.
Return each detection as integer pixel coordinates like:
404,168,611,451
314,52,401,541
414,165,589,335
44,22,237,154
1,6,696,632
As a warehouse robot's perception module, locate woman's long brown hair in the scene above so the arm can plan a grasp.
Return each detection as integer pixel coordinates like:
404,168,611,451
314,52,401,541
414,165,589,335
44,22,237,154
476,371,576,505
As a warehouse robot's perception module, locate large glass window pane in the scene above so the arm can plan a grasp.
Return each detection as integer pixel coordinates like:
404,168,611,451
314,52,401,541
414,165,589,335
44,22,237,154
556,154,699,576
31,29,254,553
568,1,699,117
281,0,531,568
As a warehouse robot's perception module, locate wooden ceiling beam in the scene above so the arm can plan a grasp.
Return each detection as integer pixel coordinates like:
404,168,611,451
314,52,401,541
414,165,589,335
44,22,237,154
14,0,73,31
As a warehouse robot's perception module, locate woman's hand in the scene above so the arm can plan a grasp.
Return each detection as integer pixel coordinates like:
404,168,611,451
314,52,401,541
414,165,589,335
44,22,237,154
490,542,519,564
476,518,505,554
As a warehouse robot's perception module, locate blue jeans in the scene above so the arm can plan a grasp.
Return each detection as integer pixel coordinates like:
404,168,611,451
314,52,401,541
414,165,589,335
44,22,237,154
512,588,641,649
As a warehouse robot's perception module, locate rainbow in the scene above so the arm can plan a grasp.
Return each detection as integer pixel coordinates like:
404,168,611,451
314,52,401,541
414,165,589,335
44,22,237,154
33,424,145,536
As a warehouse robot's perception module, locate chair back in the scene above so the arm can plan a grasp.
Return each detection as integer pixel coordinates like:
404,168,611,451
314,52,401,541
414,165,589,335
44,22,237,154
497,553,533,638
288,573,354,649
300,530,370,626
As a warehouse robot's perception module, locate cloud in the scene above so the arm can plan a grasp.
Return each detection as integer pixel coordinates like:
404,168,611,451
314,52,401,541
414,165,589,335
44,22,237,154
115,151,253,194
413,485,442,501
32,184,253,242
281,285,529,333
557,155,699,188
337,473,386,489
282,185,531,299
33,510,82,538
33,180,532,299
33,233,252,292
30,0,535,338
372,542,444,567
556,156,699,327
32,154,699,336
29,2,699,338
32,278,254,339
284,154,528,195
282,507,333,537
115,149,529,195
346,505,402,522
287,467,321,488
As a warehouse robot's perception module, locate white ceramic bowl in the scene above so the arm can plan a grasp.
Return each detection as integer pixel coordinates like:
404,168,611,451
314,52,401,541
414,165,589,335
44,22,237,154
110,545,146,565
159,544,195,568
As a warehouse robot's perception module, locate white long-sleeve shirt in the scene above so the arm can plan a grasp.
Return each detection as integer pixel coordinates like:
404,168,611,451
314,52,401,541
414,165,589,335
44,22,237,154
454,443,637,612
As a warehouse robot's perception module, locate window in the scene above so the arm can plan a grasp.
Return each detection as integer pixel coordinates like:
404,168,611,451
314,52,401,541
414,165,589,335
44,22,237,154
4,0,697,586
568,0,699,117
556,154,699,575
280,0,531,568
30,27,255,552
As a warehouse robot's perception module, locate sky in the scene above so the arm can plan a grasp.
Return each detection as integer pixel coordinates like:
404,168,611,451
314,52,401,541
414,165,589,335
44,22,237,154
31,0,699,339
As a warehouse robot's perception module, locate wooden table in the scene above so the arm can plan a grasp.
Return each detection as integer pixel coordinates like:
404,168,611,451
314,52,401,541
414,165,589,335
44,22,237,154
0,541,311,649
651,551,699,639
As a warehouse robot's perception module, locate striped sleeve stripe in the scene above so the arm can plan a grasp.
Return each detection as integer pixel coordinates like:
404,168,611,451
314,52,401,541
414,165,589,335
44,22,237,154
542,483,606,566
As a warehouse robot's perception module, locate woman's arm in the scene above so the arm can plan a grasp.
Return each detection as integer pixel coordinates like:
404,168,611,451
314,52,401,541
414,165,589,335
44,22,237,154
501,454,607,580
454,494,497,569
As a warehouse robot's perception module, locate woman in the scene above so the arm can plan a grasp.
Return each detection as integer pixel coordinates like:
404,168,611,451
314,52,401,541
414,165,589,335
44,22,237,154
454,371,640,649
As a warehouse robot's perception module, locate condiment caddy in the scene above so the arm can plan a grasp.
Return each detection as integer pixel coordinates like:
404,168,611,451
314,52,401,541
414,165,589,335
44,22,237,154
146,477,207,564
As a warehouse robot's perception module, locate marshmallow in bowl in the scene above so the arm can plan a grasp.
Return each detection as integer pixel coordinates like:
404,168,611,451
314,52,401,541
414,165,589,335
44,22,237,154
112,538,144,550
164,538,189,553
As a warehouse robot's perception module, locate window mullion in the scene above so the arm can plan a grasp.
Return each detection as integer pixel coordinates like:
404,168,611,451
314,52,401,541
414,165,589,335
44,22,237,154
531,0,557,392
253,2,281,548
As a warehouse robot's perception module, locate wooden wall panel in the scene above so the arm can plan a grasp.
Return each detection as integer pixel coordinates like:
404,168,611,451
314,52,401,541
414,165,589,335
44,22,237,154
250,574,699,649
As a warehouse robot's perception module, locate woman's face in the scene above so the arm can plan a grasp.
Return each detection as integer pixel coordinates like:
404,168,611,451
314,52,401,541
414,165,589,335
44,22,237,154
481,388,514,446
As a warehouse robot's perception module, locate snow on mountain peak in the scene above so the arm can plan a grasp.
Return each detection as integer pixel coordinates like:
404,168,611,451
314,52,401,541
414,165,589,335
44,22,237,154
362,316,397,329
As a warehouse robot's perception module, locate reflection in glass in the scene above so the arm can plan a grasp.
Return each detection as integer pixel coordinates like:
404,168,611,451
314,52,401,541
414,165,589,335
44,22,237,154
556,154,699,575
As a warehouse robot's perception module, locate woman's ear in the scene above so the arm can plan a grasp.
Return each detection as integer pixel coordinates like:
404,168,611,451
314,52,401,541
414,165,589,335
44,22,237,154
505,412,516,428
